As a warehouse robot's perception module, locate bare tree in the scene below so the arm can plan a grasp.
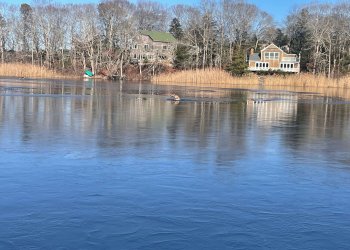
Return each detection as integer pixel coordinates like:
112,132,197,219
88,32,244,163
98,0,137,78
136,0,168,31
253,11,276,50
0,7,7,63
0,0,348,78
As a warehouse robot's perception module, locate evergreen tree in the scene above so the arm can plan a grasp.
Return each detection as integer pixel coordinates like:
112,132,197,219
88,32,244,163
20,3,33,52
173,44,190,69
288,9,312,71
226,49,247,76
169,18,183,40
273,29,288,48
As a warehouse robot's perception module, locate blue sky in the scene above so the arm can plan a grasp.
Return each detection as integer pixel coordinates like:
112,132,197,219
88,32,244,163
2,0,339,23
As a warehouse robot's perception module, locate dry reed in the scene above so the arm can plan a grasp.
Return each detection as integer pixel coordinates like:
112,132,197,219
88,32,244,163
263,73,350,88
0,63,66,78
152,68,259,87
152,69,350,98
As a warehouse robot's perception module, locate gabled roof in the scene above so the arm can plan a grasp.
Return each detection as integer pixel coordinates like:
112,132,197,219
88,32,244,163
261,43,284,53
140,30,177,43
249,53,260,61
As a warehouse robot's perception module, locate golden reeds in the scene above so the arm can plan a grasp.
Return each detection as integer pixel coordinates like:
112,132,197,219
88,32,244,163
263,73,350,88
0,63,66,78
152,69,350,89
152,69,350,99
152,68,259,87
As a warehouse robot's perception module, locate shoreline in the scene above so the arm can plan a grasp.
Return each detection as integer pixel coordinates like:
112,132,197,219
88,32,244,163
151,69,350,99
1,74,350,100
153,81,350,100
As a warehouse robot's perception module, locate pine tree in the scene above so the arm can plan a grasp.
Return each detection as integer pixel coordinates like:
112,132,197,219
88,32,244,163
169,18,183,41
20,3,33,52
288,9,312,71
273,29,288,48
173,44,190,69
226,50,247,76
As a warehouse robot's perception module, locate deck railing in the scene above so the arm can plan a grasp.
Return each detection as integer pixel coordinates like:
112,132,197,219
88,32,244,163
248,67,300,73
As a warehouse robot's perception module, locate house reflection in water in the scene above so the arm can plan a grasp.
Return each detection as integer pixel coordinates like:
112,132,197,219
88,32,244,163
246,92,298,127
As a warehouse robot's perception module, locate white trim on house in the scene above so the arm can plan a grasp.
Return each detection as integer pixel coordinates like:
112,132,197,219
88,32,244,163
261,43,284,53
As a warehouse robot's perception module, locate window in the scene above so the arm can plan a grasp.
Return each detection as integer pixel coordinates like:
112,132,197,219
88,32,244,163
163,45,167,50
280,63,294,69
265,52,279,60
133,54,137,59
144,44,149,50
256,62,269,68
134,44,137,49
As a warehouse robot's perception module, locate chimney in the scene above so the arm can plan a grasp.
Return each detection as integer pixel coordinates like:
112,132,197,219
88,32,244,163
250,48,254,55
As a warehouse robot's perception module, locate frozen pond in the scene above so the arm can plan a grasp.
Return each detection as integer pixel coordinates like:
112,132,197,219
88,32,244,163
1,78,350,249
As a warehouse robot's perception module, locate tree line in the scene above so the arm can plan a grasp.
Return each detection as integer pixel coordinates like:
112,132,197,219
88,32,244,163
0,0,349,78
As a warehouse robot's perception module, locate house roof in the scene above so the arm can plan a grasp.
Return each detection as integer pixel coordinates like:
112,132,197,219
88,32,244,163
249,53,260,61
140,30,177,43
261,43,283,52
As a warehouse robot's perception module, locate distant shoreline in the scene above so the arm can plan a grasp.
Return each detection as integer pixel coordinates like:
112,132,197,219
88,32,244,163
1,65,350,99
151,69,350,99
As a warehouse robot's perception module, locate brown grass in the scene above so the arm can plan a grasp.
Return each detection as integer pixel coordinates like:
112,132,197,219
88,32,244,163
152,68,259,87
263,73,350,88
152,69,350,98
0,63,67,78
152,69,350,88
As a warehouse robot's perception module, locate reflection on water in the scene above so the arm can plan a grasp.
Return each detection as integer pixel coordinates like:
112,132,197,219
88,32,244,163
1,78,350,249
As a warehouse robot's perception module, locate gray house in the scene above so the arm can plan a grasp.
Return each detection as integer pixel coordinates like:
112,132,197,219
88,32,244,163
130,31,177,65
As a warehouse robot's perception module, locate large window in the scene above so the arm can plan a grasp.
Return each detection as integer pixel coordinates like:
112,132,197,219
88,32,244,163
280,63,295,69
255,62,269,68
265,52,279,60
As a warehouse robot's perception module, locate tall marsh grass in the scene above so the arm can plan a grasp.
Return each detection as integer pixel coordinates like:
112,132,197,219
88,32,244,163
0,63,64,78
263,73,350,88
152,68,259,87
152,69,350,89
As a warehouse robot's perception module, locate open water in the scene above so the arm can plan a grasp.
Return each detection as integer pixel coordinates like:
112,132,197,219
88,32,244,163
1,78,350,249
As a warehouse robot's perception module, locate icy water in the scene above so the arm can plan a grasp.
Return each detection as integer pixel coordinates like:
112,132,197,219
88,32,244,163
1,78,350,250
